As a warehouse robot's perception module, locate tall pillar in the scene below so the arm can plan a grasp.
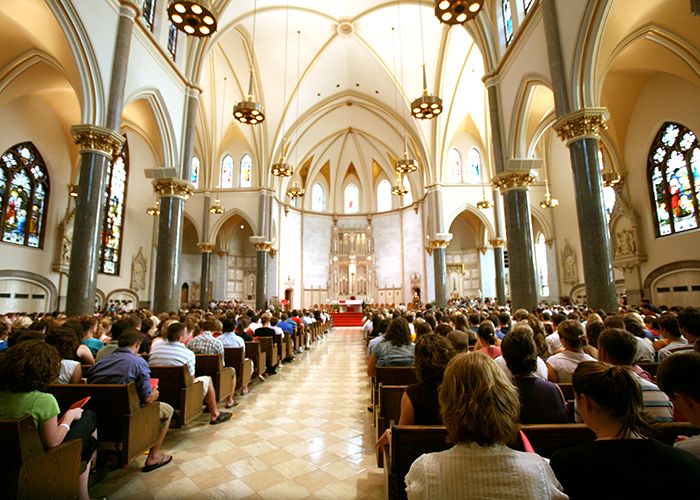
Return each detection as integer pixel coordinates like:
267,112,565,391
429,235,452,309
65,128,125,315
554,110,618,312
491,189,507,305
65,0,139,315
198,194,212,307
251,238,273,310
152,86,200,313
492,170,539,311
541,0,618,312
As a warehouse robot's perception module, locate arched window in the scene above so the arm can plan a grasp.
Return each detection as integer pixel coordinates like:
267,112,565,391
535,233,549,297
523,0,534,14
99,141,128,275
311,183,325,212
344,184,360,214
402,176,413,207
447,148,462,183
648,122,700,236
598,149,616,222
167,22,178,61
191,156,200,189
503,0,513,45
377,179,392,212
142,0,156,31
220,154,233,188
1,143,50,248
240,154,252,188
467,148,482,181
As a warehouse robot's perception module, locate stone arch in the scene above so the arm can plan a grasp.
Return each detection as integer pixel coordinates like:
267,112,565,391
509,75,556,159
0,270,59,312
210,208,257,245
445,204,495,245
124,89,178,168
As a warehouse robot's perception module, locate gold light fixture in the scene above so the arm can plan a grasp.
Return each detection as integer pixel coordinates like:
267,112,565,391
272,138,294,177
540,186,559,209
412,7,442,120
146,199,160,216
476,178,493,209
602,171,622,188
209,197,225,215
392,174,408,197
435,0,484,25
394,135,418,174
233,0,264,125
168,1,217,37
286,183,305,200
69,184,79,198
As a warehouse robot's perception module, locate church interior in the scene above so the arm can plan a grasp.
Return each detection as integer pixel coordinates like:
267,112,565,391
1,0,700,498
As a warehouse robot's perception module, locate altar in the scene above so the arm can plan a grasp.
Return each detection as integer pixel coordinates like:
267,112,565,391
331,299,364,313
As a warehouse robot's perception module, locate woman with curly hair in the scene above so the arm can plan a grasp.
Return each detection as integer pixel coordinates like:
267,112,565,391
45,327,83,384
405,352,566,499
0,340,98,500
367,317,414,376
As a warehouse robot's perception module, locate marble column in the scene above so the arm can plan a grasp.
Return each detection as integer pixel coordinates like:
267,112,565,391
65,127,125,316
554,110,618,312
492,190,507,305
429,235,452,309
152,179,193,313
251,239,273,310
492,170,539,311
199,194,212,307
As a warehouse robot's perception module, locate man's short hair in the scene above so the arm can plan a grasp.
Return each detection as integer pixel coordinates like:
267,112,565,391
552,313,567,326
657,352,700,403
658,314,681,338
678,308,700,338
111,319,133,340
118,329,142,348
222,318,235,332
261,312,272,323
167,322,186,342
200,319,217,332
598,328,637,366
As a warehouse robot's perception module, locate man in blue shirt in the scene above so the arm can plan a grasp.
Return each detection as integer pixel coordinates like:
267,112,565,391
88,330,174,472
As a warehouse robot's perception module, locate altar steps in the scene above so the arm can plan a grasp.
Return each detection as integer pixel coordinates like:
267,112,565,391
330,312,365,327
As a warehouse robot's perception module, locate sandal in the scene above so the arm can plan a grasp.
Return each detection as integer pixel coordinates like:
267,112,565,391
225,400,240,409
142,454,173,473
210,412,232,425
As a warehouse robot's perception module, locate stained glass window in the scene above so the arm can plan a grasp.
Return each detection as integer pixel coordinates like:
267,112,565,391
191,156,200,189
447,148,462,183
648,122,700,236
523,0,534,14
167,22,178,61
403,176,413,207
240,154,252,188
503,0,513,46
221,154,233,188
535,233,549,296
142,0,156,31
467,148,481,181
99,141,128,275
377,180,392,212
311,183,325,212
1,143,49,248
598,148,616,221
344,184,360,214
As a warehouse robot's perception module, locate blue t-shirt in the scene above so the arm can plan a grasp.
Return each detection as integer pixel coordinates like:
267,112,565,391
81,337,104,357
371,340,414,367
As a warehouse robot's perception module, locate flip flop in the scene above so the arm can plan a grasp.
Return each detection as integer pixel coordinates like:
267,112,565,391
142,454,173,473
225,400,240,409
210,412,232,425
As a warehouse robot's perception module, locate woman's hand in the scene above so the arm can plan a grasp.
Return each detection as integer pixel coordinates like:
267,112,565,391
375,429,391,450
63,408,84,424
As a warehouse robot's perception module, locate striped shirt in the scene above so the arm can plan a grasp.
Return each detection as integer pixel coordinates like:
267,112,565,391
635,373,674,422
148,341,196,377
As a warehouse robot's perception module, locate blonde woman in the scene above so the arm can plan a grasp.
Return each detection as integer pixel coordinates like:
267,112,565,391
405,352,566,499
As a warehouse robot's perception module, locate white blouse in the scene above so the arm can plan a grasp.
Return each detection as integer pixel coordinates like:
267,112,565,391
547,350,596,383
406,443,567,500
58,359,80,384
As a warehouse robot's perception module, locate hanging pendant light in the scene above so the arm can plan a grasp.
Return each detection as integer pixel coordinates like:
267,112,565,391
411,66,443,120
209,197,225,214
392,174,408,197
286,182,305,200
435,0,484,25
539,183,559,209
476,181,494,209
168,1,217,37
394,135,418,174
233,0,264,125
146,198,160,216
272,2,294,178
272,138,294,177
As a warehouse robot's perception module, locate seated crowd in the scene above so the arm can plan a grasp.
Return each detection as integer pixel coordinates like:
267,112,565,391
364,301,700,498
0,304,331,499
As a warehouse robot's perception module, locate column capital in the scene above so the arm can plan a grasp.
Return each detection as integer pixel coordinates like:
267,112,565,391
119,0,142,19
250,236,274,252
153,178,194,200
491,169,537,193
489,238,507,248
71,125,125,157
554,107,610,145
197,242,216,253
428,233,452,249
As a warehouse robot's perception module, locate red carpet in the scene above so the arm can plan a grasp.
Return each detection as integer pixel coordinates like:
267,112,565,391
330,312,365,327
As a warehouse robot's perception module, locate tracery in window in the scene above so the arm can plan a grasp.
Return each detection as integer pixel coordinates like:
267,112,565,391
648,122,699,236
503,0,513,45
344,184,360,214
221,154,233,188
447,148,462,183
99,141,128,275
1,143,49,248
523,0,534,14
402,176,413,207
191,156,200,189
240,154,252,188
311,183,325,212
467,148,481,181
167,22,178,60
377,180,392,212
142,0,156,31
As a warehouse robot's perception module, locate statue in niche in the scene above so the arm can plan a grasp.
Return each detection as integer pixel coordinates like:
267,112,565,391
614,229,637,257
54,209,75,273
131,247,147,291
247,274,256,298
561,240,579,285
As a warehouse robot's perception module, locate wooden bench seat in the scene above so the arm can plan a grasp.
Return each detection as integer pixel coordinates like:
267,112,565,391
223,347,253,394
375,384,406,468
257,337,279,373
372,367,416,408
245,341,266,378
148,365,204,428
0,415,82,500
48,382,161,467
195,354,235,403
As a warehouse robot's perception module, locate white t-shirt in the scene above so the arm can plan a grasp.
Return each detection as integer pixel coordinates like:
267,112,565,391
546,332,562,353
658,339,689,362
494,356,548,380
58,359,80,384
634,337,656,364
547,350,596,382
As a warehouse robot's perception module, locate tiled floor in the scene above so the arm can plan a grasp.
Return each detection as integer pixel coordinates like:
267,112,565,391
92,327,383,499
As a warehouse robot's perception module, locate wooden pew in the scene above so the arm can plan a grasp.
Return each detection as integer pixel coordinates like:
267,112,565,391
148,365,205,428
372,367,417,409
638,362,658,378
245,341,266,379
375,384,406,468
48,383,161,467
223,347,253,394
195,354,235,403
0,415,82,500
257,337,279,373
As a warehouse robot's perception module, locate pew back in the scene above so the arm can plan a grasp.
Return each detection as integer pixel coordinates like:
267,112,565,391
149,365,204,427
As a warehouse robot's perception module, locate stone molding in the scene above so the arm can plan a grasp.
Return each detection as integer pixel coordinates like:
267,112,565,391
152,178,194,200
197,243,216,253
491,170,537,193
554,108,609,145
71,124,125,157
489,238,507,248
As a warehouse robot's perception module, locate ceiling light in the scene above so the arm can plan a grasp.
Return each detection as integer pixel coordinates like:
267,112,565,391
435,0,483,25
286,183,305,200
539,190,559,209
146,199,160,216
69,184,79,198
209,198,225,215
394,135,418,174
168,1,217,37
392,176,408,197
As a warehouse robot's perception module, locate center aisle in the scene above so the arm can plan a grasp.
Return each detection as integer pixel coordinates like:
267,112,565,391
94,327,383,499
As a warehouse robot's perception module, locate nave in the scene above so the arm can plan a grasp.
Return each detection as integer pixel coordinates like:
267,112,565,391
92,327,382,499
